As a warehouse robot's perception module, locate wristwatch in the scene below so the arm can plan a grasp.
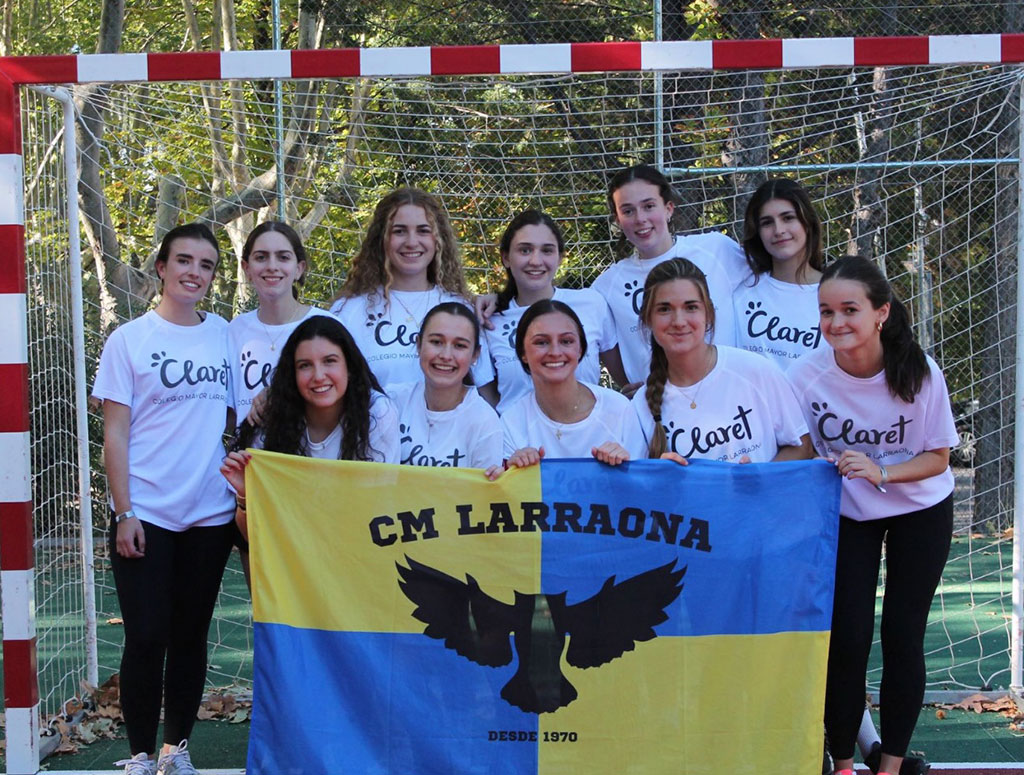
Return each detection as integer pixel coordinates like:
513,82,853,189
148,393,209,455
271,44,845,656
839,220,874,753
114,509,137,523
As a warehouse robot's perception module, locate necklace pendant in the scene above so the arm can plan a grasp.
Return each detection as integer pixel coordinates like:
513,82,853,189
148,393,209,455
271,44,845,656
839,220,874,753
556,429,562,440
689,401,697,410
270,344,276,352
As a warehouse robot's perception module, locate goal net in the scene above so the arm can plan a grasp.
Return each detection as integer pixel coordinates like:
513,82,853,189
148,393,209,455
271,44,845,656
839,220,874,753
12,41,1023,751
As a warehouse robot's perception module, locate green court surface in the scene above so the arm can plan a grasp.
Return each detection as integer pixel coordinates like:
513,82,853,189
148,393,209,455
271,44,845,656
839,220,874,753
2,535,1022,771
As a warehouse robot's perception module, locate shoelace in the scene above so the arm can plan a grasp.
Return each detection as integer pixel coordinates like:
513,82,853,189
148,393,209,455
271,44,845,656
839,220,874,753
158,745,198,775
113,755,154,774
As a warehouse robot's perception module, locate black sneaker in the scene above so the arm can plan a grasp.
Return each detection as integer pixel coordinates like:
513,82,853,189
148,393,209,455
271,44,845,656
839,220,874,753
864,742,931,775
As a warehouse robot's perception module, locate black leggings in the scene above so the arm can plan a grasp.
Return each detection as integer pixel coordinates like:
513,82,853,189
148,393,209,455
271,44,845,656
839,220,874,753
109,519,235,755
824,495,953,760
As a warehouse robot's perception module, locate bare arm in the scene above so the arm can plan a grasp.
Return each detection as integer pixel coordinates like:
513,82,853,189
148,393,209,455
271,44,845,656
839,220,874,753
103,400,146,558
599,345,630,390
771,434,814,462
836,447,950,488
477,380,500,408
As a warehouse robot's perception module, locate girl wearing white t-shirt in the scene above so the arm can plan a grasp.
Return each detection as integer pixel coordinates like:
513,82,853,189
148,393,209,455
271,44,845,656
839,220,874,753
391,302,502,469
93,224,235,775
630,257,811,465
592,164,747,389
486,299,643,480
787,256,957,775
222,315,400,541
481,210,626,413
733,178,825,371
227,221,330,427
328,188,494,394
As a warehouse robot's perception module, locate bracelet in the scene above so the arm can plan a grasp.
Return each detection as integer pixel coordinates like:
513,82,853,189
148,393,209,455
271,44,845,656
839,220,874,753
878,465,889,486
114,509,137,524
235,495,247,511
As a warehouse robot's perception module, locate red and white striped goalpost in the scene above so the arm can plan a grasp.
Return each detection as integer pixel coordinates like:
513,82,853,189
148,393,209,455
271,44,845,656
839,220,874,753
2,33,1024,775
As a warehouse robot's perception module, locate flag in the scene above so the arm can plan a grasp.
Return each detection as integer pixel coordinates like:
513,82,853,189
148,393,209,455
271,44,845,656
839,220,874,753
245,451,840,775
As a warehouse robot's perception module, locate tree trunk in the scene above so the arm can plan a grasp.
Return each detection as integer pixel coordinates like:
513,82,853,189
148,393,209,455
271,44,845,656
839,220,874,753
661,0,712,233
75,0,151,332
719,3,768,237
974,3,1024,532
847,66,893,260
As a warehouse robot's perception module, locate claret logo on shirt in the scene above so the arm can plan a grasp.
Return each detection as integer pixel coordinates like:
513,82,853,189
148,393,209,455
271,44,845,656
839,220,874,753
397,557,685,713
240,349,273,391
662,405,755,458
743,301,822,349
150,351,229,390
373,315,418,349
811,401,912,445
502,320,517,349
624,279,644,315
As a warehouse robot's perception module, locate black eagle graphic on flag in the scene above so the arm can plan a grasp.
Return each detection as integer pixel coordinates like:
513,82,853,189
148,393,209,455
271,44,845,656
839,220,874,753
397,557,686,714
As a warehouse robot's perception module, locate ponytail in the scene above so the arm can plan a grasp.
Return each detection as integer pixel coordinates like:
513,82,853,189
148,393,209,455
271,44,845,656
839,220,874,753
880,295,927,403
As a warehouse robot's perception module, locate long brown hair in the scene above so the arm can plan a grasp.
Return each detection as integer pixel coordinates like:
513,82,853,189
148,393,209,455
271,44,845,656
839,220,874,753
742,178,823,283
332,188,468,306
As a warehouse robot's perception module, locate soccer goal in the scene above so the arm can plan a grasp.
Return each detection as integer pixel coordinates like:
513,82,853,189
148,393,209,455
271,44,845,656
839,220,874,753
2,34,1024,774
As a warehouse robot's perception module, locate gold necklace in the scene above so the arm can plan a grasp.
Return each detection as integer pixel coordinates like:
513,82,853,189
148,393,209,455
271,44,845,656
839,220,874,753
391,288,436,325
544,384,589,440
259,304,304,352
677,348,715,410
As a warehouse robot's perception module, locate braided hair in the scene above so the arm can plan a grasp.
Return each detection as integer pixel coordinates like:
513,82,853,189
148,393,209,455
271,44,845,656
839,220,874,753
639,257,715,458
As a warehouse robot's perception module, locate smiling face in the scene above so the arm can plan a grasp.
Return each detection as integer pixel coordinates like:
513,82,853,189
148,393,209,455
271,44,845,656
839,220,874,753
418,311,478,391
818,277,889,356
244,229,306,303
647,278,710,361
385,204,437,288
294,336,350,411
503,222,562,300
758,197,808,275
156,236,218,308
521,311,583,386
612,179,675,259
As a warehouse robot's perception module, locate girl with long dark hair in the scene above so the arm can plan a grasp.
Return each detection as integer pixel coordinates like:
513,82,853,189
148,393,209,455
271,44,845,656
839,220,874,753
222,316,400,540
733,178,826,370
788,256,958,775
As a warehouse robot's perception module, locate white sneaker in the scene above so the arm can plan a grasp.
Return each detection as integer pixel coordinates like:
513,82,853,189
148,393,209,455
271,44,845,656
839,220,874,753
156,740,199,775
114,752,157,775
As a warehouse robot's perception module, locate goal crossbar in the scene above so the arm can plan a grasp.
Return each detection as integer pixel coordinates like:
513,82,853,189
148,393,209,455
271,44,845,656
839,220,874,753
2,33,1024,775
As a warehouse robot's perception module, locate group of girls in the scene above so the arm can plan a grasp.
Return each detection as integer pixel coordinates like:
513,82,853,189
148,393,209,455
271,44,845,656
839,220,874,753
96,165,955,775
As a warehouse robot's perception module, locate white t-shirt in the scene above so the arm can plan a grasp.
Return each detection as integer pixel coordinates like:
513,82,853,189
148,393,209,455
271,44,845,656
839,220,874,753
787,348,958,520
390,381,503,469
484,287,618,414
91,310,234,531
501,382,647,460
250,391,400,463
591,232,745,383
227,306,332,427
733,274,823,371
330,287,494,390
627,345,808,463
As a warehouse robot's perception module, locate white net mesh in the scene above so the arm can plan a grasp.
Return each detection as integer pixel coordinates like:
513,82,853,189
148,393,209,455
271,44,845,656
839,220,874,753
18,60,1022,724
